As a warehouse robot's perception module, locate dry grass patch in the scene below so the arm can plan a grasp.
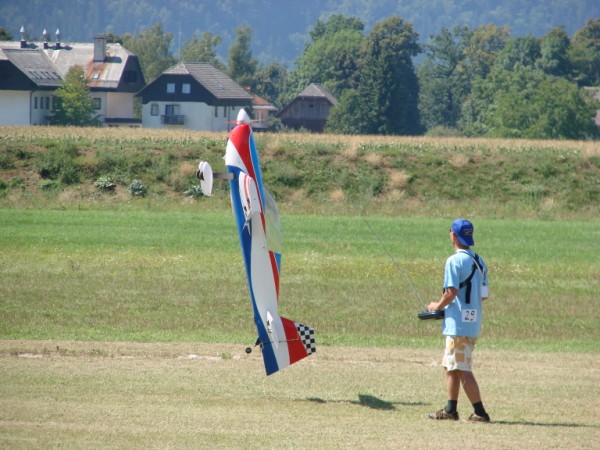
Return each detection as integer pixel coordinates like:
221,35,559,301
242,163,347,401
1,340,598,449
449,153,470,168
329,189,346,202
178,160,197,178
389,169,411,189
364,152,383,166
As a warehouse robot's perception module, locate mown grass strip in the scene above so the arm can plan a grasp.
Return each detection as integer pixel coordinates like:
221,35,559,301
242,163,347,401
1,208,598,352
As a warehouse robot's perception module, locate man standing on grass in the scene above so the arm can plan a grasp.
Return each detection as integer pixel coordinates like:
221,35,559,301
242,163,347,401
426,218,491,423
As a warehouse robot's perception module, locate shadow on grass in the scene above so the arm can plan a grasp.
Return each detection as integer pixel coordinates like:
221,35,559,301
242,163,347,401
494,419,599,429
307,394,429,411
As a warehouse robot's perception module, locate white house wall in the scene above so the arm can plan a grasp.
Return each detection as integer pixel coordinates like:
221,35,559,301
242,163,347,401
105,92,134,118
91,92,107,122
142,101,240,131
0,91,32,125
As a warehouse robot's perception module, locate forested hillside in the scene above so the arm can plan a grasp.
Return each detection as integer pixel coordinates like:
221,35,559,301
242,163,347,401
1,0,598,65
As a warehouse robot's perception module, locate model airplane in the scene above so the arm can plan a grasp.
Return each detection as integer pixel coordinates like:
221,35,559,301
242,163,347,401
197,109,316,376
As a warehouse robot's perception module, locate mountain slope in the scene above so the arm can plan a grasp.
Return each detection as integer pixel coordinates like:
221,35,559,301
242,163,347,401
1,0,598,66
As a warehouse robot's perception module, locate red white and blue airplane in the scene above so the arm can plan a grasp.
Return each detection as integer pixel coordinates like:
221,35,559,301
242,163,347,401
197,109,315,376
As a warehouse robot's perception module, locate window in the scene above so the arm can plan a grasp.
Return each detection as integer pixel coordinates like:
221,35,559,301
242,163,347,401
167,83,175,93
92,98,101,110
214,107,218,117
151,104,159,116
182,83,190,94
34,97,38,109
165,104,180,115
223,106,227,117
45,97,50,109
162,105,183,125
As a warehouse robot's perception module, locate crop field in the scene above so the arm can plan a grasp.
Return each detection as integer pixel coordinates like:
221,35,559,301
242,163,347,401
1,127,599,448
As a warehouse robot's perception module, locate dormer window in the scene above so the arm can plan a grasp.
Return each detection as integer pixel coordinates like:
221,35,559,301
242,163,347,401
167,83,175,93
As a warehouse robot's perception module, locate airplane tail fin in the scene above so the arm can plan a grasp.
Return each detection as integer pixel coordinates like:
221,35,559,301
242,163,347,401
260,316,316,376
281,316,316,362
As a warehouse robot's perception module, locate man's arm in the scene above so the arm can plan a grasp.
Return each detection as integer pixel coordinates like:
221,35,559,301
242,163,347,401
427,287,459,311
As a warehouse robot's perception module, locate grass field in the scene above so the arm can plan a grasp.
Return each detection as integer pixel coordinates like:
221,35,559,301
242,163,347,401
1,207,599,448
1,208,598,350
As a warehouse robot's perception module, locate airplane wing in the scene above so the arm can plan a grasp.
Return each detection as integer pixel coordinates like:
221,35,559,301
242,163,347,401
201,109,315,376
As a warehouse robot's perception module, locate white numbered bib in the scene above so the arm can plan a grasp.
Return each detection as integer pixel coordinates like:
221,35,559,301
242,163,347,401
462,309,478,322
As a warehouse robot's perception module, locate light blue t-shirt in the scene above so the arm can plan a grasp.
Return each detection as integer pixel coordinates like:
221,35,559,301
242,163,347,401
442,249,488,337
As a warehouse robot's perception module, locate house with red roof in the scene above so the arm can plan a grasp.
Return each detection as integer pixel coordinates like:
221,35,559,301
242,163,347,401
0,28,145,126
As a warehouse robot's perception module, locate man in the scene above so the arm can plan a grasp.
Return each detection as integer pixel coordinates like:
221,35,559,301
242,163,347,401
427,218,490,423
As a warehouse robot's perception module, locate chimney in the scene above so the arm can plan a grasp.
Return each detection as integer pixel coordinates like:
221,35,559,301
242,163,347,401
55,28,61,49
20,25,26,48
93,34,106,62
42,28,49,49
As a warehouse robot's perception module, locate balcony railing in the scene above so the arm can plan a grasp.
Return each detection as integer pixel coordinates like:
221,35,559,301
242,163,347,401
160,114,185,125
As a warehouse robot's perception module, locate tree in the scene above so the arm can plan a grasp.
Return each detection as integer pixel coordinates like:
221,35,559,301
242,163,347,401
227,24,258,86
350,16,422,135
462,24,511,78
292,15,364,99
287,15,364,108
308,14,364,43
104,32,123,44
48,66,99,126
536,26,571,78
252,62,289,107
325,88,363,134
121,22,176,83
568,19,600,87
180,31,225,70
417,25,472,131
494,35,540,71
0,26,12,41
461,66,599,139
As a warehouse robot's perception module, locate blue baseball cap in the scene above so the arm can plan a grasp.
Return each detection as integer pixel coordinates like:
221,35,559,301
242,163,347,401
451,219,474,246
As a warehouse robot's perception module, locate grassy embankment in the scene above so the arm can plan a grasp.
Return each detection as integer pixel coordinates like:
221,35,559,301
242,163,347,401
1,125,599,218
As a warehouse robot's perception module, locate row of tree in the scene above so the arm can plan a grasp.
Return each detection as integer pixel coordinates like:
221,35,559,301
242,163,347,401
2,16,599,139
114,16,599,139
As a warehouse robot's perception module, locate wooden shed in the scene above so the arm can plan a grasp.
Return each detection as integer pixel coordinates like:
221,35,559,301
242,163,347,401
277,83,337,132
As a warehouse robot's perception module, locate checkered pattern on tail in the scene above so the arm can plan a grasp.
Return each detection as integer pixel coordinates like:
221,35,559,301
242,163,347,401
295,323,316,355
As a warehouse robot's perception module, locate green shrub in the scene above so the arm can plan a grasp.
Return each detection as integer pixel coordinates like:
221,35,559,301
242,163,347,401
183,184,203,198
9,176,25,189
94,175,116,192
38,179,60,191
37,143,81,185
127,179,147,197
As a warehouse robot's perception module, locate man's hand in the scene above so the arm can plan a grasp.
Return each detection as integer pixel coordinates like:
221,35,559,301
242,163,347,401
428,287,459,312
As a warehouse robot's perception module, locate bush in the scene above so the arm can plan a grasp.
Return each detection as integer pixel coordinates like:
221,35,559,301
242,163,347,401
37,144,81,185
183,184,203,198
127,179,147,197
94,175,116,192
38,179,60,191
